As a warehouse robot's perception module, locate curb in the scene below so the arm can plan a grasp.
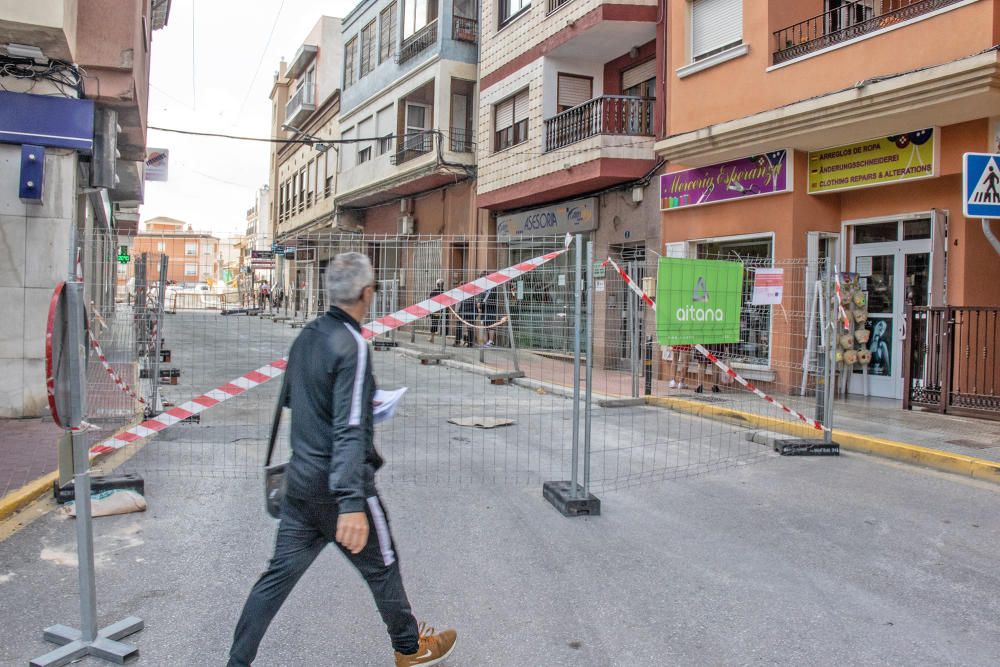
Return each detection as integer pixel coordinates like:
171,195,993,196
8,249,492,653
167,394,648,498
0,471,57,522
645,395,1000,484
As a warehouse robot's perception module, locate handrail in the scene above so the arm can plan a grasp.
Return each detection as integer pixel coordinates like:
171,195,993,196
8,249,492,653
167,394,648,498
544,95,654,152
397,20,438,64
773,0,964,65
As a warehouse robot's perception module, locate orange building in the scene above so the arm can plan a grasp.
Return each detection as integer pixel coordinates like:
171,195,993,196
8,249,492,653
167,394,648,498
122,217,221,287
656,0,1000,404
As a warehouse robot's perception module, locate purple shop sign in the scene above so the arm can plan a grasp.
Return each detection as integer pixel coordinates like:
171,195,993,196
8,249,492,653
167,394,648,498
660,150,793,211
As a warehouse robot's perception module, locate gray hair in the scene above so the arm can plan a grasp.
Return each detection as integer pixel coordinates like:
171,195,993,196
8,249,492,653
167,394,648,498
325,252,374,306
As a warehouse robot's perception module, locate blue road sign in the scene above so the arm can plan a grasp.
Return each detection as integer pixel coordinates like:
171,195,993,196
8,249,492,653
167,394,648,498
963,153,1000,219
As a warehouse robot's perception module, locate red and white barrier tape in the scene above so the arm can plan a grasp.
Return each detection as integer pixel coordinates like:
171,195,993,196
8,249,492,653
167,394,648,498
88,330,146,405
88,237,574,457
833,268,850,331
604,256,829,433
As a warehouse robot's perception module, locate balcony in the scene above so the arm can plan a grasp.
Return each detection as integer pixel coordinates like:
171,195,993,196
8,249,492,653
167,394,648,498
390,131,435,165
547,0,574,14
285,84,316,127
449,127,475,153
773,0,966,65
544,96,654,152
452,16,478,43
396,20,437,64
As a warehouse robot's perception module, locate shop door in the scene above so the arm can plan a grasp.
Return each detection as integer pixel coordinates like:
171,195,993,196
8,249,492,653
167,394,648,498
850,240,931,399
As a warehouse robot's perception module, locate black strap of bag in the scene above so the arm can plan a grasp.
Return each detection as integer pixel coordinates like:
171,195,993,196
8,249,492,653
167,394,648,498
266,372,290,467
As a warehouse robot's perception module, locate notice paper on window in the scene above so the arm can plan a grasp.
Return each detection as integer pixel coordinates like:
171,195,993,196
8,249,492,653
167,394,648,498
751,268,784,306
374,387,407,425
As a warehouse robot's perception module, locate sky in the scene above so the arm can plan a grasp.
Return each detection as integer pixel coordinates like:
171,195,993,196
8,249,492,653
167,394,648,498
142,0,357,236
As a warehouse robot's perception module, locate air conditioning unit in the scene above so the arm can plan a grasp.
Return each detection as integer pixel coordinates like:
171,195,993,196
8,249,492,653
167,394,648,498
398,215,415,236
400,198,414,215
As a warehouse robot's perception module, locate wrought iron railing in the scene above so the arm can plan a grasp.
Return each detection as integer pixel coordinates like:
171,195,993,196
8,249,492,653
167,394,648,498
453,16,478,43
544,96,654,152
773,0,965,65
547,0,574,14
390,131,435,165
397,20,438,64
904,305,1000,419
449,127,475,153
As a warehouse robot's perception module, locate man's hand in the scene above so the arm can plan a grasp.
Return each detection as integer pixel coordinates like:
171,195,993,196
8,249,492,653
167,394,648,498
336,512,369,554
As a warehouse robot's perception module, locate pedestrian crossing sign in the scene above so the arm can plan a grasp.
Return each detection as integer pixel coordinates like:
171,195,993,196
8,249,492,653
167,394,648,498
963,153,1000,219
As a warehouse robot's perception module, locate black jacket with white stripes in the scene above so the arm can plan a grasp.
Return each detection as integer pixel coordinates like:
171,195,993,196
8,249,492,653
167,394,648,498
282,306,382,513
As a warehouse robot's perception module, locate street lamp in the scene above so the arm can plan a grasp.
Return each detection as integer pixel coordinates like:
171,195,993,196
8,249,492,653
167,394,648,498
282,124,334,154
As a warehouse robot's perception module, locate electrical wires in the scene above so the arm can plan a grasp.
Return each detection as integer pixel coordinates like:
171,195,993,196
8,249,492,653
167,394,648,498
0,56,85,98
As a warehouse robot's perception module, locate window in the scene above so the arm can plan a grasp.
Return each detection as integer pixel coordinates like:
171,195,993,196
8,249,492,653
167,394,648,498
344,37,357,89
340,126,357,170
622,60,656,97
184,264,197,277
324,151,334,195
493,89,529,152
499,0,530,26
203,244,212,255
360,20,377,77
691,0,742,62
556,74,592,112
376,105,394,155
306,159,315,205
184,242,197,256
298,168,306,209
404,103,431,151
696,237,773,368
358,116,375,164
380,3,398,63
156,241,165,252
403,0,437,39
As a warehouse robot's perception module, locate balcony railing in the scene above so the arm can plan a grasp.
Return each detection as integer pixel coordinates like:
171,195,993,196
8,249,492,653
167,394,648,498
773,0,965,65
285,84,316,126
397,20,438,64
453,16,478,43
449,127,475,153
544,96,654,152
547,0,574,14
390,131,435,165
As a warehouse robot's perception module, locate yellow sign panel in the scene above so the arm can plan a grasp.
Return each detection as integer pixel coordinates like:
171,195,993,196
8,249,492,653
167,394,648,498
808,129,937,194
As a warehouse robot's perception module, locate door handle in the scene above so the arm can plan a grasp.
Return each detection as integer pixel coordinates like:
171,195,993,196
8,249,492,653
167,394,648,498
899,317,907,341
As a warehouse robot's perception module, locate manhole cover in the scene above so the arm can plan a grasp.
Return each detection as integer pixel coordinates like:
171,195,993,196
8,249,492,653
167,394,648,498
946,439,1000,450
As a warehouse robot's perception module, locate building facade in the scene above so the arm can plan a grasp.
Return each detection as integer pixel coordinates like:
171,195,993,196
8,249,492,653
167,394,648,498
335,0,481,310
126,217,220,287
475,0,665,365
656,0,1000,400
0,0,169,416
269,17,343,318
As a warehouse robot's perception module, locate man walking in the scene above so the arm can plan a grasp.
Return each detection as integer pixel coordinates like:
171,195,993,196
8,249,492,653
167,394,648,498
228,252,457,666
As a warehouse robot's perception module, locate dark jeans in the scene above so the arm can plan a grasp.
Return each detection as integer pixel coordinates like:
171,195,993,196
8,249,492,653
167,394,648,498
227,494,419,666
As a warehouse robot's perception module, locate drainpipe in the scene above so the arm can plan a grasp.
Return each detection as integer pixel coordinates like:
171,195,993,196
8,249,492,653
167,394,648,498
983,219,1000,257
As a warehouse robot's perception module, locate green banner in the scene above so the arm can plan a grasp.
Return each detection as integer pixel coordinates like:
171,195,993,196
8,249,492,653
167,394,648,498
655,258,743,346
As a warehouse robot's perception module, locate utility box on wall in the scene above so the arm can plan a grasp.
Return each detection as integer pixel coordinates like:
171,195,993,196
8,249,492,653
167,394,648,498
19,144,45,204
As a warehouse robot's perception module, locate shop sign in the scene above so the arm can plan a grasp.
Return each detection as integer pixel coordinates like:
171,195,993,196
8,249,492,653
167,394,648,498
497,198,598,240
251,250,274,259
145,148,169,182
807,129,937,194
655,258,743,346
659,150,791,212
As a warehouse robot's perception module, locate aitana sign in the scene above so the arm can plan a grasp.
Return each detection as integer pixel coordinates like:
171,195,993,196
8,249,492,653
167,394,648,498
807,129,937,194
655,258,743,346
660,151,791,211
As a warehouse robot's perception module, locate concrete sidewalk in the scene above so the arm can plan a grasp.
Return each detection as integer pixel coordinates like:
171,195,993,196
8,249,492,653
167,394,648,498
0,418,62,513
395,335,1000,471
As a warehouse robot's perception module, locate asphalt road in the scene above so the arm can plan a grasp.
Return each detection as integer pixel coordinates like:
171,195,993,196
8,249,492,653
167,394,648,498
2,311,999,666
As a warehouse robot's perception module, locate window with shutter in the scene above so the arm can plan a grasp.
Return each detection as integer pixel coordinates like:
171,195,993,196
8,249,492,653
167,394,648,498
557,74,592,112
691,0,742,62
380,3,397,63
376,105,395,155
622,60,656,92
360,21,377,77
357,117,375,165
493,97,514,151
344,37,358,88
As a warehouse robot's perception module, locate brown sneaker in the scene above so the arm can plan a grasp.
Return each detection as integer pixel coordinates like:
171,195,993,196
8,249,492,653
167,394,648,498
394,622,457,666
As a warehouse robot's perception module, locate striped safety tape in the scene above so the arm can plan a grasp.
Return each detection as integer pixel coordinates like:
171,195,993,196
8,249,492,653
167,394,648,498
89,330,146,405
833,268,851,331
605,256,829,433
88,236,575,457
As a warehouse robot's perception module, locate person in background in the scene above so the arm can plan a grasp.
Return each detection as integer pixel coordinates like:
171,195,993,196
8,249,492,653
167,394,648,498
429,279,445,344
477,270,497,348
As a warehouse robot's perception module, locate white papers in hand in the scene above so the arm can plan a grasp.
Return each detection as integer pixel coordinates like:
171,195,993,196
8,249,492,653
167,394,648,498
373,387,407,424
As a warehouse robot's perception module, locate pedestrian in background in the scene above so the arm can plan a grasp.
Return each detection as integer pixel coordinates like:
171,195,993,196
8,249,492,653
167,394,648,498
429,278,445,344
477,270,497,348
228,253,457,667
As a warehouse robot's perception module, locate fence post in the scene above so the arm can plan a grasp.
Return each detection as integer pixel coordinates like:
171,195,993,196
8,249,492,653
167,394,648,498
941,306,954,414
644,336,653,396
570,234,583,498
902,301,914,411
822,262,836,443
584,240,594,495
149,255,168,415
